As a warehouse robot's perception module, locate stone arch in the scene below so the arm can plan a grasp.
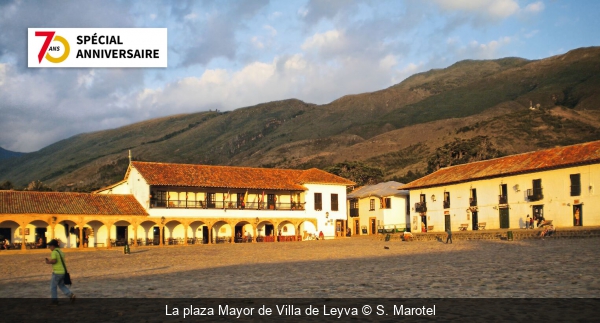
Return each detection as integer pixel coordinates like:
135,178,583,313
27,219,50,248
233,220,253,243
139,220,159,245
256,220,275,241
85,220,107,248
164,219,184,244
112,220,132,246
298,220,318,240
0,219,21,245
212,220,232,244
56,219,78,248
277,220,296,236
188,220,207,244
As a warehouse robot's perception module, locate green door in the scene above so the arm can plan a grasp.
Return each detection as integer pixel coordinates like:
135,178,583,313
444,214,451,232
499,208,510,229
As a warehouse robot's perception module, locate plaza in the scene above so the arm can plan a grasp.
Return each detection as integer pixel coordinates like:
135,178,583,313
1,237,599,298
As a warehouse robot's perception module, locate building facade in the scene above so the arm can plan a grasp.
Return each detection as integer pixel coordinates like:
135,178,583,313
401,141,600,232
95,161,355,244
347,181,409,235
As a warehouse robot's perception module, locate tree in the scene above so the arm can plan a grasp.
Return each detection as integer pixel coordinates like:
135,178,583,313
26,180,53,191
0,180,14,190
324,161,384,187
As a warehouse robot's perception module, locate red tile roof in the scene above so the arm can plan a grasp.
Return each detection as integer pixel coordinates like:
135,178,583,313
130,161,355,190
0,191,148,215
401,140,600,190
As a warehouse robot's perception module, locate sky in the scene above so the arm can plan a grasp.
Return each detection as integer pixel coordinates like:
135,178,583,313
1,0,599,153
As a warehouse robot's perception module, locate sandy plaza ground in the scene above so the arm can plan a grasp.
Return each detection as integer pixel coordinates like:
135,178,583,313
1,237,599,298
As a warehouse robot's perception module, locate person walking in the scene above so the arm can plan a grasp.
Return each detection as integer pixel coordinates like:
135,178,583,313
525,215,530,229
45,239,75,305
445,228,453,244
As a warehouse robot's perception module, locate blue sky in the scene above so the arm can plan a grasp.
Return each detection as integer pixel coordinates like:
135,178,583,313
0,0,599,152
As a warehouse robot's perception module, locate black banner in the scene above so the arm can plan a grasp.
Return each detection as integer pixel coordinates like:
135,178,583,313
1,298,598,322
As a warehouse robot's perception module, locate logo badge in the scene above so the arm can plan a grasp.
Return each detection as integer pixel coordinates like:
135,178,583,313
35,31,70,64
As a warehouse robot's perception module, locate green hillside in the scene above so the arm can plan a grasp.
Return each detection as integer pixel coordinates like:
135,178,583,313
1,47,600,191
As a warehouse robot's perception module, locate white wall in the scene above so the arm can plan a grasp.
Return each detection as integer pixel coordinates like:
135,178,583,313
408,164,600,232
347,195,408,235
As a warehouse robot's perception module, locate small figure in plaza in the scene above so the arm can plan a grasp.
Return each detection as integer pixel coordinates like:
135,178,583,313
445,228,453,244
529,217,534,230
574,208,581,226
318,231,324,240
45,239,76,305
525,215,530,229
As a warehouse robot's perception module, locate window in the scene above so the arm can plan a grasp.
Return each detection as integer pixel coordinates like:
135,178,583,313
153,190,167,207
267,194,276,209
331,194,339,211
570,174,581,196
443,192,450,209
369,199,375,211
314,193,322,211
206,193,216,208
349,199,359,217
237,193,245,208
470,189,477,206
527,179,543,201
380,197,391,209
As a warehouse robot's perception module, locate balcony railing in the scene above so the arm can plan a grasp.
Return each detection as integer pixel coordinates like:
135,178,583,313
469,198,477,206
527,188,544,201
350,208,359,217
415,202,427,213
151,200,306,210
498,195,508,204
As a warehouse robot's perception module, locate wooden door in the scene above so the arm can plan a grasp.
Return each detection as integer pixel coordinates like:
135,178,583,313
499,208,510,229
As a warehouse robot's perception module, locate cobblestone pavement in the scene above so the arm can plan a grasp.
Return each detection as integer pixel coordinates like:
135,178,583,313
1,238,599,298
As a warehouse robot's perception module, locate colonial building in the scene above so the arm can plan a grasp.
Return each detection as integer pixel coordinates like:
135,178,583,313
400,140,600,232
0,161,354,249
0,191,147,250
347,181,409,236
95,161,355,244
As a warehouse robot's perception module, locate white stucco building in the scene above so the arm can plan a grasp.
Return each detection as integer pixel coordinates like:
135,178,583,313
95,161,355,243
401,140,600,232
347,181,409,235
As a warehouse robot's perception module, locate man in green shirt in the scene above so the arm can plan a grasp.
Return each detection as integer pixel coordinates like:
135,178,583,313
45,239,76,304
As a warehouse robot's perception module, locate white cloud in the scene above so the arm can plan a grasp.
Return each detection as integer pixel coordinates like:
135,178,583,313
184,12,197,21
263,24,277,36
433,0,520,19
524,29,539,38
251,36,264,49
301,30,343,51
468,36,512,59
0,63,6,86
379,54,398,69
523,1,545,13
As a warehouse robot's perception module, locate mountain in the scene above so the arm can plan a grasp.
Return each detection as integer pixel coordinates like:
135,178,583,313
1,46,600,191
0,147,25,160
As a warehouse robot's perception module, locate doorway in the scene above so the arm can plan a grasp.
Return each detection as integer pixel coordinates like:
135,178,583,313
153,226,160,245
335,220,344,237
369,217,376,235
444,214,451,232
0,228,10,243
421,215,427,232
573,205,582,226
499,207,510,229
116,226,128,243
35,228,47,248
202,226,209,244
471,211,478,230
354,219,360,236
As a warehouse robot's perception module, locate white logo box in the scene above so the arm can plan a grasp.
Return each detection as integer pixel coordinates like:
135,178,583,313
28,28,167,68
